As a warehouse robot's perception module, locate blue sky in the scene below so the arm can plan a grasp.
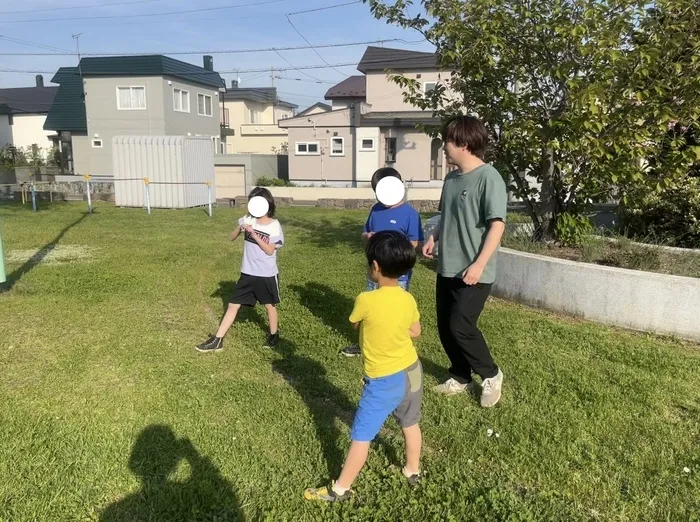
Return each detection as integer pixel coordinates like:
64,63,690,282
0,0,434,110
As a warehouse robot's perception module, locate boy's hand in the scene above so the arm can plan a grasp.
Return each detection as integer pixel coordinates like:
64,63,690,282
422,236,436,259
462,262,484,286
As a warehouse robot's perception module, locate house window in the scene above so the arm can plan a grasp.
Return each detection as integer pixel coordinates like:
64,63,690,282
423,82,437,94
198,94,213,116
296,142,320,155
385,137,397,163
117,86,146,110
92,139,103,148
331,137,344,156
173,89,190,113
248,109,260,124
360,138,376,151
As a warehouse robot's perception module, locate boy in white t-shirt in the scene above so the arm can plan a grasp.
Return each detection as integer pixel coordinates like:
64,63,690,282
196,187,284,352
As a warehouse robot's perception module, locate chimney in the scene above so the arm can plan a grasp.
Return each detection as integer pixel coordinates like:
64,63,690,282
231,79,238,89
203,55,213,71
36,75,44,88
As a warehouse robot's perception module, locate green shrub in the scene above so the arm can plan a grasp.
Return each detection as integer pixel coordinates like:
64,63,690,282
554,212,593,247
620,177,700,248
255,176,295,187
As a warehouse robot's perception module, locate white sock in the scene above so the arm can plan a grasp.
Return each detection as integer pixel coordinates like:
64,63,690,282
332,481,348,495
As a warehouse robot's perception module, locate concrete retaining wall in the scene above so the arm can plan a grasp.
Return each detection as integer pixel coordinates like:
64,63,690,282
493,248,700,342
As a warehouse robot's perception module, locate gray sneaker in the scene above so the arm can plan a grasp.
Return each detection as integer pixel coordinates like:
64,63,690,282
340,344,362,357
480,369,503,408
433,377,475,396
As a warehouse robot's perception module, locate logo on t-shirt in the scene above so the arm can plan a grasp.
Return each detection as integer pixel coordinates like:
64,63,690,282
390,219,397,224
245,229,270,245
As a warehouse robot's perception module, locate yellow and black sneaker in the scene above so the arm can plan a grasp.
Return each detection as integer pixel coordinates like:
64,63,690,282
304,481,353,502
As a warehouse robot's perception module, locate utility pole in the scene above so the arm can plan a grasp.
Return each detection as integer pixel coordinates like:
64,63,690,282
72,33,83,74
270,67,275,88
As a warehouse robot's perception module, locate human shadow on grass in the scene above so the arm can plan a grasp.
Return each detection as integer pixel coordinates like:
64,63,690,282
1,212,88,292
100,425,244,522
271,338,400,479
290,281,450,385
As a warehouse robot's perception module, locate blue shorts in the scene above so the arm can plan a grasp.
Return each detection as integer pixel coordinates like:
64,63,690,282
350,361,423,442
366,270,412,292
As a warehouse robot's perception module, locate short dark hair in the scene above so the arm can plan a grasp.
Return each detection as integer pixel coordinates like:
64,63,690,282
248,186,276,218
366,230,416,279
371,167,402,192
441,115,489,160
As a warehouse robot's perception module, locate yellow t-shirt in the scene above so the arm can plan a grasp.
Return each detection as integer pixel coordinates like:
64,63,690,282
349,286,420,378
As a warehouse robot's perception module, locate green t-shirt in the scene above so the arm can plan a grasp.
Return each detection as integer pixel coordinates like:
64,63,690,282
437,164,507,284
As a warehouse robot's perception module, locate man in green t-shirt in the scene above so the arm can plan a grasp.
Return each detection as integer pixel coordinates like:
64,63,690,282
422,116,507,408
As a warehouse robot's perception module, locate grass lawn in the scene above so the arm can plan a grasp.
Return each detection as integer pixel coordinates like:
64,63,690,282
1,202,699,522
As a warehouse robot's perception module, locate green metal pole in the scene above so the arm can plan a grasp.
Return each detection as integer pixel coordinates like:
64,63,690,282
0,223,6,284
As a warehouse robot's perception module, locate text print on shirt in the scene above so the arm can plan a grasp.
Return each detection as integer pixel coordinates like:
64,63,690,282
245,228,271,245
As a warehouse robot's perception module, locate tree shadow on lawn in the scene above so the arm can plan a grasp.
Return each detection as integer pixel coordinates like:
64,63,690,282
282,215,364,250
100,424,244,522
1,212,89,292
271,337,401,480
289,282,451,393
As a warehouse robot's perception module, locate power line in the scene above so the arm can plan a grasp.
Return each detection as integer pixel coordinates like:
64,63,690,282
0,0,287,24
286,1,361,16
0,0,165,15
286,15,347,78
0,34,71,53
275,76,336,84
0,38,403,57
0,49,436,75
274,49,324,83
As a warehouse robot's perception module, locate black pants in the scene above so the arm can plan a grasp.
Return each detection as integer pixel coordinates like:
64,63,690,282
436,275,498,382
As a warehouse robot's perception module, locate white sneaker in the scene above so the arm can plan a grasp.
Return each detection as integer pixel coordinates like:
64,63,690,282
480,369,503,408
433,377,475,396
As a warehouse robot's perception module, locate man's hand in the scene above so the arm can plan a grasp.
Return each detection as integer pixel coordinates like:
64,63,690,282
422,236,436,259
462,262,484,286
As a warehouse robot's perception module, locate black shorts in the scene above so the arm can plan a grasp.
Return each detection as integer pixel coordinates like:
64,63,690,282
229,274,280,306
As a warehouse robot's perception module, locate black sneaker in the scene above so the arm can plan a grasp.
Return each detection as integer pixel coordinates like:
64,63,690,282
263,331,279,349
340,344,361,357
196,336,223,353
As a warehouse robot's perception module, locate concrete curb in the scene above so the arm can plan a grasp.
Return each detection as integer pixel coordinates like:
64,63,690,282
493,248,700,342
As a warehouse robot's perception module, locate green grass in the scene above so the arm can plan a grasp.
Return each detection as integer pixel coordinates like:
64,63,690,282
1,202,699,522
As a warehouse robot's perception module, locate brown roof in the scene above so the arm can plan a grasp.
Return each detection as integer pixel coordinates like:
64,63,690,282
324,75,366,100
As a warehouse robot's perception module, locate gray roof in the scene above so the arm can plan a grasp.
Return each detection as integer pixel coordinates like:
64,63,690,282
361,110,441,126
79,55,225,89
222,87,297,109
43,68,87,133
297,102,332,116
357,46,437,73
0,85,58,115
325,76,366,99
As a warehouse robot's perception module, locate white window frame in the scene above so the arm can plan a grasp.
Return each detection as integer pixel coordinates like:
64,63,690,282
91,139,103,148
248,109,261,124
385,137,397,163
116,86,147,111
198,93,213,117
173,88,190,113
360,137,376,152
295,142,320,156
330,137,345,157
423,81,437,94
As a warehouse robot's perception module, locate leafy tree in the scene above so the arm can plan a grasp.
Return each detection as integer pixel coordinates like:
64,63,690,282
366,0,700,239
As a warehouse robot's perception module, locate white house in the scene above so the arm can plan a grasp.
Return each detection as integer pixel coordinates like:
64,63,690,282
0,75,58,154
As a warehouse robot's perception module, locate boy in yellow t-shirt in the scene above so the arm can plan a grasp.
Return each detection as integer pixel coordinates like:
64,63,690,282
304,231,423,502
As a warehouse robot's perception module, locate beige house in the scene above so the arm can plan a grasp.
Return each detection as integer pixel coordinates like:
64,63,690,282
279,46,450,186
220,83,297,154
